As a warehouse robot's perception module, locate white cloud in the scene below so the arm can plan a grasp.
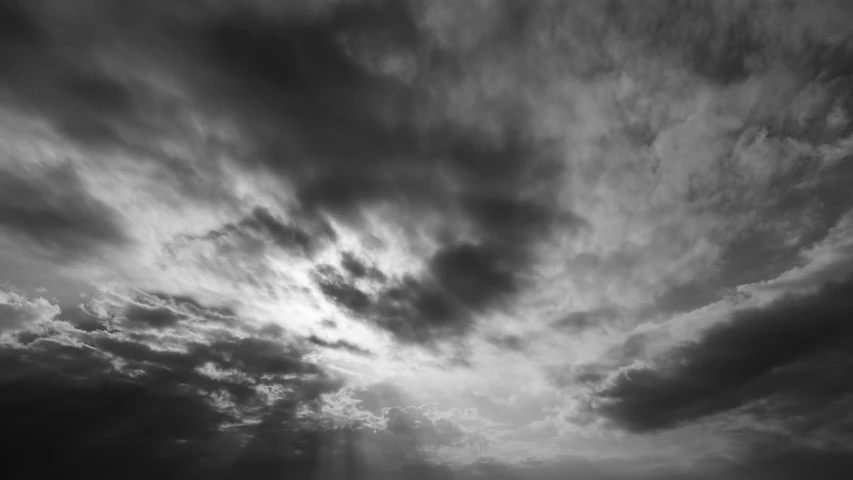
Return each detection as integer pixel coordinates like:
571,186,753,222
0,287,60,333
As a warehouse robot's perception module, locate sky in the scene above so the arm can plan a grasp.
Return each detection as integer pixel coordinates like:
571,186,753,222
1,0,853,478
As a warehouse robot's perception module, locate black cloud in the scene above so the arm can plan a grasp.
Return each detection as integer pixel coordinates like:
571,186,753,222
594,273,853,433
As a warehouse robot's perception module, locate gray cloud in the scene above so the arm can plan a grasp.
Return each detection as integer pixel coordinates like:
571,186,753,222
307,335,373,357
0,164,127,260
593,273,853,433
0,0,579,345
124,304,186,328
172,1,577,343
552,306,624,333
2,1,853,478
0,0,141,147
197,206,337,257
0,288,356,479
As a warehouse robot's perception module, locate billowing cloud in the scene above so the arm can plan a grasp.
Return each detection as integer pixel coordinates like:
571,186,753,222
0,289,347,478
0,287,59,332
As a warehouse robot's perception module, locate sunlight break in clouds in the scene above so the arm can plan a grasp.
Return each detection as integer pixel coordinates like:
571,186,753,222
2,0,853,479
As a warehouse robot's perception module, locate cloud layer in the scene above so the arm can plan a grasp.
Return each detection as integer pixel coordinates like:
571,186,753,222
2,0,853,479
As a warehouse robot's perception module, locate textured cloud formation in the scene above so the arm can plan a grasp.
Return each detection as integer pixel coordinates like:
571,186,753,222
594,274,853,433
2,0,853,479
0,163,127,259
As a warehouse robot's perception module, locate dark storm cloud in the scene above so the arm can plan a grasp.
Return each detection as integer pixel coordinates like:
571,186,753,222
58,304,108,332
92,336,198,373
1,344,346,480
197,336,325,377
195,0,429,220
107,292,240,332
320,242,528,341
192,2,573,342
200,0,419,165
360,274,466,344
454,446,853,480
0,362,226,480
1,325,451,480
0,164,127,259
720,427,853,480
430,242,517,309
6,339,115,378
311,250,507,344
0,288,373,480
0,0,139,146
0,0,41,47
380,277,489,343
3,0,576,343
0,1,241,211
340,251,386,281
594,273,853,433
315,234,564,344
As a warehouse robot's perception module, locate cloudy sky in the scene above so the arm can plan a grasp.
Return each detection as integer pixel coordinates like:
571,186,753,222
2,0,853,478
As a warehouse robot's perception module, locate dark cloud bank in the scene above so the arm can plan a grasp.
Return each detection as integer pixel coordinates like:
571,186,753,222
544,272,853,479
0,291,468,480
595,275,853,434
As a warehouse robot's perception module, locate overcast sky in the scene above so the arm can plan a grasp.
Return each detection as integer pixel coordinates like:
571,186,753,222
2,1,853,479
